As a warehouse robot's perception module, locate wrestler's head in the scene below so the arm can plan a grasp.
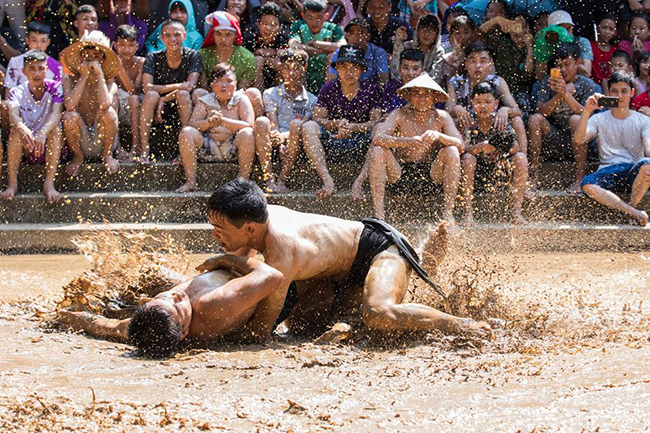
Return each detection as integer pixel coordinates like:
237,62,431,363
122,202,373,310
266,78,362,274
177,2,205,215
128,290,192,358
207,179,269,252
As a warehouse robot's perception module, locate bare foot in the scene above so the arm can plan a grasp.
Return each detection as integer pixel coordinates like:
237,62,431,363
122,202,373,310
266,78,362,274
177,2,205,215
511,212,527,225
175,182,198,193
65,155,84,177
316,181,336,199
525,178,539,200
566,181,582,194
104,156,120,174
44,186,63,204
0,186,17,201
117,148,135,163
266,179,289,194
460,213,475,227
422,221,449,278
459,318,492,340
629,210,649,226
350,181,365,201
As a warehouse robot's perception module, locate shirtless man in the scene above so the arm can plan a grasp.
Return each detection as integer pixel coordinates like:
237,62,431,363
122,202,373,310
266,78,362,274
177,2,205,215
61,30,120,175
176,62,255,192
58,257,284,358
200,178,489,341
367,73,464,222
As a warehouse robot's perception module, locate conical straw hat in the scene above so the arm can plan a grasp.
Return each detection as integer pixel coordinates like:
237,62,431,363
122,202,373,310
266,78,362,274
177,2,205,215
61,30,120,80
397,73,449,100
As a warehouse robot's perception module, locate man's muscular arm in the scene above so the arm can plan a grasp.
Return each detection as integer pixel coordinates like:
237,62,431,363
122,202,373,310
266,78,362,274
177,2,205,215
57,311,130,341
373,110,425,148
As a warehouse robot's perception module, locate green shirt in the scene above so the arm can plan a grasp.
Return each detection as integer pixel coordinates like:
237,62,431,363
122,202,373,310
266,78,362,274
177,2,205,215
290,20,344,95
200,45,256,84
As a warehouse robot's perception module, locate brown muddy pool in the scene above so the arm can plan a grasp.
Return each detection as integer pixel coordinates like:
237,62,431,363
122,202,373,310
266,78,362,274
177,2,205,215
1,252,650,432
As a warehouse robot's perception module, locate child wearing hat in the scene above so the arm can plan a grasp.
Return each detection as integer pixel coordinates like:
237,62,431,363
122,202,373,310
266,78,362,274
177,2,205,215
61,30,121,176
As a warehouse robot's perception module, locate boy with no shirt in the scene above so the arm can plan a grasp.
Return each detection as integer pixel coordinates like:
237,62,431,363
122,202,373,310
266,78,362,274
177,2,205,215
61,30,121,175
368,73,464,223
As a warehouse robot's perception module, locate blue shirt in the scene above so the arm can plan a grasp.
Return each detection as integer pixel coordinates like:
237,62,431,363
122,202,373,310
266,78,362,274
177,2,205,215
328,43,389,82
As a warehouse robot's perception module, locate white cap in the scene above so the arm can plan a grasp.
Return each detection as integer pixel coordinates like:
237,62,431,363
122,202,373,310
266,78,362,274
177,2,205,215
548,10,574,27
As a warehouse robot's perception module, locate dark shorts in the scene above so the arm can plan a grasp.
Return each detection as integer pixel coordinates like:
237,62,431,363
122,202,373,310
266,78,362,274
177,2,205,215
542,117,598,161
580,158,650,193
388,162,439,195
23,144,69,165
319,126,371,163
474,156,512,193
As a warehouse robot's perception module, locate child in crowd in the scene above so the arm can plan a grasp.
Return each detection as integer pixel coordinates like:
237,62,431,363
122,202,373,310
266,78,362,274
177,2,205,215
547,10,593,77
440,15,475,86
176,63,255,193
590,14,617,86
61,31,121,176
440,6,469,53
4,21,62,97
74,5,99,40
577,71,650,226
459,82,528,226
618,12,650,59
365,0,412,55
634,51,650,94
483,0,508,21
113,25,145,161
602,50,633,94
289,0,346,95
529,42,601,193
447,42,528,163
302,45,383,198
253,49,317,193
140,19,203,162
329,18,389,86
146,0,204,53
391,14,443,83
99,0,148,52
243,2,290,90
1,51,64,203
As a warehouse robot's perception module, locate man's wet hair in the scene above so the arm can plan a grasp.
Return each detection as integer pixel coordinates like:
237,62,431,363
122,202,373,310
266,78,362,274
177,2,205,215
115,24,139,42
611,49,632,66
550,42,581,66
208,178,269,227
450,15,475,34
608,70,635,89
76,4,97,18
27,21,51,35
465,41,493,59
260,2,282,19
303,0,327,13
210,62,236,83
279,48,308,65
24,49,47,64
400,48,424,65
128,304,182,358
472,81,499,99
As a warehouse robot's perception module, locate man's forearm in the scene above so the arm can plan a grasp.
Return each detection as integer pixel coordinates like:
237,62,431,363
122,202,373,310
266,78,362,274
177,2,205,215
64,78,88,110
537,93,563,117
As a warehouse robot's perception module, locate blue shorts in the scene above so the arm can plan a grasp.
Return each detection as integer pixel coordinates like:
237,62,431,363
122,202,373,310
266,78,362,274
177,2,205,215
319,126,370,163
580,158,650,193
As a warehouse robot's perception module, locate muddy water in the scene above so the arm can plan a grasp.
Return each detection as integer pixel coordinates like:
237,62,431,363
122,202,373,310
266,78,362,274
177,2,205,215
1,253,650,432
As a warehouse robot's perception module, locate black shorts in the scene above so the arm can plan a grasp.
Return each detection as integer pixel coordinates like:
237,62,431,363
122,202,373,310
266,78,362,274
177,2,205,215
388,162,440,195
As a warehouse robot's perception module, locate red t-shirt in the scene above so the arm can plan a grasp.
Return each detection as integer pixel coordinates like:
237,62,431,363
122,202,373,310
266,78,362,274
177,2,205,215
590,41,614,85
632,90,650,110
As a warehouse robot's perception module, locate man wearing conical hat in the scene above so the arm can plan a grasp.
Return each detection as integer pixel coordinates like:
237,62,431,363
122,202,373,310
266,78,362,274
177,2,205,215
61,30,121,175
367,73,465,223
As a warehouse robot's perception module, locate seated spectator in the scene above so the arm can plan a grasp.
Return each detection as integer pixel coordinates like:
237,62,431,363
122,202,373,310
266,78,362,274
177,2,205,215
350,47,425,199
634,51,650,94
253,49,317,193
243,2,290,90
482,0,508,22
1,51,64,203
146,0,204,53
618,12,650,60
328,18,389,86
440,15,475,86
459,82,528,226
99,0,148,52
548,10,593,77
366,73,464,222
602,50,633,94
140,19,203,163
302,45,383,198
529,42,601,193
4,21,62,97
61,31,121,175
577,71,650,226
216,0,262,41
440,5,470,53
74,5,100,41
176,63,255,192
590,14,617,86
391,14,443,83
113,25,145,161
365,0,412,55
289,0,346,95
447,42,528,164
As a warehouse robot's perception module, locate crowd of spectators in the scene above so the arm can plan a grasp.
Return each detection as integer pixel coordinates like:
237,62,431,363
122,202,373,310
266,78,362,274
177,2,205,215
0,0,648,226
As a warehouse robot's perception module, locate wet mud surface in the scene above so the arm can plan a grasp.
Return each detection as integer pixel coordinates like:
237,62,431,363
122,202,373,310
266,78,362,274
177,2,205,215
1,251,650,432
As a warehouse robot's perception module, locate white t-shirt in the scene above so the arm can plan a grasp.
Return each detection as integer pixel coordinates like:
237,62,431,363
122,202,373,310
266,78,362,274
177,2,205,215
7,80,63,132
586,110,650,169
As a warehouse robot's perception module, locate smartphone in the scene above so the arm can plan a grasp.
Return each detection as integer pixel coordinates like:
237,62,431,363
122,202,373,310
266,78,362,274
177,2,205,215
598,96,619,108
550,68,562,79
510,22,522,33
